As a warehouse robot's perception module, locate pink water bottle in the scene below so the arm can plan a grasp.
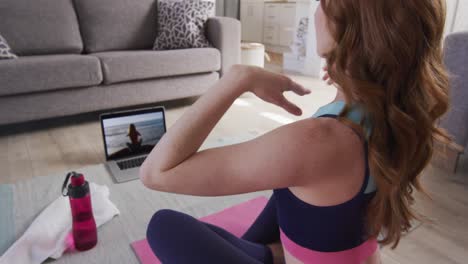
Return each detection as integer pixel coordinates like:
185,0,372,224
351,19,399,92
62,171,98,251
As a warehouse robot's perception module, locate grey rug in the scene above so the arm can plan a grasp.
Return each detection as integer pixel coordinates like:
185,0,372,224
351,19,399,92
0,184,14,255
0,133,271,263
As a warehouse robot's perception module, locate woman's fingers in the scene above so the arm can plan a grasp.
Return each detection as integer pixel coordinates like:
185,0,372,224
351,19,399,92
294,84,312,96
279,95,302,116
286,79,311,96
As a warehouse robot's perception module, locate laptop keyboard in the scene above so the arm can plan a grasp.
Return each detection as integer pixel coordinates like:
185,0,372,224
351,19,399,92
117,157,147,170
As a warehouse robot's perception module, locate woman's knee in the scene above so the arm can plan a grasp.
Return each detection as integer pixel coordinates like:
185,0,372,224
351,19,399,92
146,209,189,259
147,209,181,231
146,209,191,243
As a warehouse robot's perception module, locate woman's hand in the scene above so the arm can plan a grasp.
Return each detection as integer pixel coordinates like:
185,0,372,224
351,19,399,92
230,65,311,116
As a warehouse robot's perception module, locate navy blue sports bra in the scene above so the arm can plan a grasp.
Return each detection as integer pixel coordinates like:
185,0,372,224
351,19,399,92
273,101,378,263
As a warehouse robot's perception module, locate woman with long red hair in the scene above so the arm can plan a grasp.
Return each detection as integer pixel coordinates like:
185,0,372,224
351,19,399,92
140,0,451,263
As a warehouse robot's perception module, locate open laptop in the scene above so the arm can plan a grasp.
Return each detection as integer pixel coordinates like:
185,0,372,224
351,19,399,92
100,106,167,183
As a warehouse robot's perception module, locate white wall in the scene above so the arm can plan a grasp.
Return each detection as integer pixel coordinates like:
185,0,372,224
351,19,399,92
445,0,468,35
453,0,468,32
215,0,224,17
215,0,240,18
445,0,458,36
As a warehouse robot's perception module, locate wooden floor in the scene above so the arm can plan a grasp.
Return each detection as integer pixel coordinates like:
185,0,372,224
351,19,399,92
0,74,467,264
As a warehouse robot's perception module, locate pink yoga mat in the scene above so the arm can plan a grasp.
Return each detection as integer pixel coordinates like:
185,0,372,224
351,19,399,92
131,196,269,264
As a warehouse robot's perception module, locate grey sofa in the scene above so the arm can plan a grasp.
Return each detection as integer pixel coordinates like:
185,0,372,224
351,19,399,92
0,0,240,125
439,31,468,171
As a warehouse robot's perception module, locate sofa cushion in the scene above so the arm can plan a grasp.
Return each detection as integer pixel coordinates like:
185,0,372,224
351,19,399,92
0,0,83,56
73,0,158,53
0,34,17,60
154,0,215,50
0,55,102,97
94,48,221,85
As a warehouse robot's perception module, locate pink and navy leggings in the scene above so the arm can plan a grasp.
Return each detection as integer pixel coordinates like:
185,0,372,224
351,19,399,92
146,196,278,264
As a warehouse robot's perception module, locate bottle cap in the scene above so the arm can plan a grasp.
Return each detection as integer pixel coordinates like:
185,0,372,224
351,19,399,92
62,172,89,198
71,173,85,187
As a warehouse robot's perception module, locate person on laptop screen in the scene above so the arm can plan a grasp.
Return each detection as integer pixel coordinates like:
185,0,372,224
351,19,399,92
104,113,164,160
100,107,167,183
126,124,143,152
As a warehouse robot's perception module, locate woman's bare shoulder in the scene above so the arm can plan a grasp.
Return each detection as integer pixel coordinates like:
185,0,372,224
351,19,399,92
290,118,364,187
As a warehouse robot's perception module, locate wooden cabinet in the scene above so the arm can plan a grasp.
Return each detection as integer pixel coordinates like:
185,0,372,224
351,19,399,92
279,3,296,26
263,24,278,44
264,3,280,24
263,2,297,47
241,1,298,48
240,0,264,43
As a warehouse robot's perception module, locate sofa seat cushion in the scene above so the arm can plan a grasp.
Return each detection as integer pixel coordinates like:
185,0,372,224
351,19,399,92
0,55,103,96
94,48,221,85
0,0,83,56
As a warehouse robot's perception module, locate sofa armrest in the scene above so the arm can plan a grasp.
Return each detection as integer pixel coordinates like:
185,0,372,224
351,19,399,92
440,32,468,151
206,17,241,77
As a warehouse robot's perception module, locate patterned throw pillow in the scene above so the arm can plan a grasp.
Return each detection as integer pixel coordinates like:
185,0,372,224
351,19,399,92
0,34,17,60
153,0,215,50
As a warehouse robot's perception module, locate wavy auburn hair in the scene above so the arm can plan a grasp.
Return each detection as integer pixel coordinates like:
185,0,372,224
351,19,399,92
320,0,451,248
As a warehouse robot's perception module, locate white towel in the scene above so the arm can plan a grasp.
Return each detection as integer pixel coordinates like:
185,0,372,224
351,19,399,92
0,183,120,264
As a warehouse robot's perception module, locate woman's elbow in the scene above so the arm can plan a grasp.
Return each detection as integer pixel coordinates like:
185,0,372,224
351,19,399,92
139,163,161,190
140,161,177,193
139,164,151,187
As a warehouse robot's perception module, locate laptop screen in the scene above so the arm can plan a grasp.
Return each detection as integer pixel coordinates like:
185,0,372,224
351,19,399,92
100,107,166,160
